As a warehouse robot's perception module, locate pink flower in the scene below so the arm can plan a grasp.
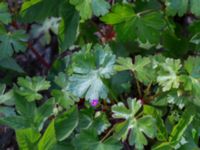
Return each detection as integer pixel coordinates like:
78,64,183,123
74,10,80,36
90,99,98,107
138,99,145,105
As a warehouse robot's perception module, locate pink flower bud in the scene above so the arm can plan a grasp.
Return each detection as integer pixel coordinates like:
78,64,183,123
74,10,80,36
90,99,98,107
138,99,144,105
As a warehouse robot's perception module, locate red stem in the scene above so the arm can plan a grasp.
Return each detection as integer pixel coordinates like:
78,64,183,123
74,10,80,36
28,43,51,69
11,20,51,69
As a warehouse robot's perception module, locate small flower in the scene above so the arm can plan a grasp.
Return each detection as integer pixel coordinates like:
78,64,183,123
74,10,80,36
90,99,99,107
138,99,145,105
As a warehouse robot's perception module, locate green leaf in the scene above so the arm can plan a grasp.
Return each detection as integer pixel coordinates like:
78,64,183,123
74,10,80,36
133,56,154,84
129,116,156,149
115,56,156,84
0,116,30,130
20,0,42,11
144,105,168,141
16,76,50,102
69,69,107,101
20,0,63,22
38,120,57,150
69,0,92,21
162,31,189,57
91,0,110,17
52,141,75,150
101,4,165,43
0,84,15,105
165,0,200,17
34,99,54,130
114,57,134,72
68,44,116,101
184,56,200,78
74,128,98,149
0,84,5,95
21,0,80,50
0,3,11,24
95,138,122,150
31,17,61,45
110,71,132,95
15,95,36,118
58,2,79,50
0,57,24,72
112,99,140,119
112,98,156,149
52,89,78,109
153,90,188,109
92,112,111,135
77,108,108,133
55,106,79,141
154,107,196,150
128,124,148,150
190,32,200,45
157,58,182,92
165,0,188,17
78,108,93,130
0,30,28,58
16,128,41,150
101,4,135,24
0,96,54,131
73,128,122,150
191,0,200,16
54,72,69,88
52,72,79,109
152,142,173,150
69,0,110,21
137,116,156,138
169,107,195,144
0,106,16,117
178,129,199,150
181,57,200,99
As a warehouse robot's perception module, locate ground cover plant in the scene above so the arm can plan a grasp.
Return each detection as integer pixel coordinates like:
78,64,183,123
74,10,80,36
0,0,200,149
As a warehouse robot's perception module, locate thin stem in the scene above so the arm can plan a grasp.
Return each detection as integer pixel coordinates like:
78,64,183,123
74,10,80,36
157,0,166,10
104,79,118,103
146,92,161,103
137,9,155,16
133,72,142,98
136,80,142,98
112,0,115,5
144,82,152,97
100,127,114,142
135,111,143,119
110,89,118,103
124,141,131,150
57,47,80,59
28,42,51,69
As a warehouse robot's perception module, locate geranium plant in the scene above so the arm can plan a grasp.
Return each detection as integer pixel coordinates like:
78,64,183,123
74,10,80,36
0,0,200,149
